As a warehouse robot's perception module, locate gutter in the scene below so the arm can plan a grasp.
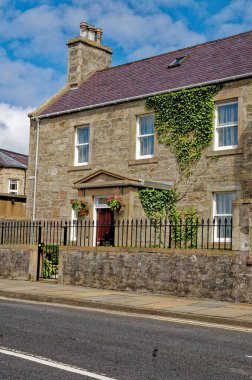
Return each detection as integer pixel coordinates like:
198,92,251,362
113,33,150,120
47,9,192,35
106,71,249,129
32,118,40,221
33,72,252,120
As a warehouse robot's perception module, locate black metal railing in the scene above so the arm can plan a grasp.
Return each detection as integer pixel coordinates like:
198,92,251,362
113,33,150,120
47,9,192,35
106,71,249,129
0,218,232,250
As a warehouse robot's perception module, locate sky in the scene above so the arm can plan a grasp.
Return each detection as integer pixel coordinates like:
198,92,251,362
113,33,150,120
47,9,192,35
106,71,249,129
0,0,251,154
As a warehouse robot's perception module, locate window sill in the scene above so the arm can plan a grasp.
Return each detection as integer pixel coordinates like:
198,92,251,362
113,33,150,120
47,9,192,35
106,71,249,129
67,165,92,172
128,157,158,166
207,147,243,157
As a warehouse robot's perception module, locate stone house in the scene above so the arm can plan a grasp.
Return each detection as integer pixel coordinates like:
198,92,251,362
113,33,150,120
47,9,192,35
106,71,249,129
0,149,28,218
26,23,252,250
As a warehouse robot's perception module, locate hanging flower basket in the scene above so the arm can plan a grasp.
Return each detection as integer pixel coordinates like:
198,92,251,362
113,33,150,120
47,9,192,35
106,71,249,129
106,196,125,211
79,209,89,216
70,199,89,214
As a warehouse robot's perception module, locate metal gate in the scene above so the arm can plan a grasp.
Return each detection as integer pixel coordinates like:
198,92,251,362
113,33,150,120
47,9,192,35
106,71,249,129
37,244,59,281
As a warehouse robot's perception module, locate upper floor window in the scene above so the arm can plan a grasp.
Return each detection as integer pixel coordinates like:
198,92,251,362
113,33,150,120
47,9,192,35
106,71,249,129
75,125,89,165
8,179,18,194
215,101,238,150
136,115,154,159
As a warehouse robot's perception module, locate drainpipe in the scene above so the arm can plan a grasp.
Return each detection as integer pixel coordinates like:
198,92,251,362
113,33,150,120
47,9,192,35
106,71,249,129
32,117,40,221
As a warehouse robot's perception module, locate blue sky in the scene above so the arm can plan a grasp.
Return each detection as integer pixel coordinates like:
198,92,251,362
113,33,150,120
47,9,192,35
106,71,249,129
0,0,251,153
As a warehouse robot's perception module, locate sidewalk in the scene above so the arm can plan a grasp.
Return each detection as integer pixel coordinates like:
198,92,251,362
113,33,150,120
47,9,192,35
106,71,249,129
0,279,252,328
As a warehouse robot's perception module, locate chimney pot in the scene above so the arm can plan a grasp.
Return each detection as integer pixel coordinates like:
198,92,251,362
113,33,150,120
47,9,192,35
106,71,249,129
80,22,88,38
95,28,103,44
88,25,95,41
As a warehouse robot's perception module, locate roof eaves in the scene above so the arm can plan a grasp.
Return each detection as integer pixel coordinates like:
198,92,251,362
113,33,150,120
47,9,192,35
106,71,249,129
36,72,252,120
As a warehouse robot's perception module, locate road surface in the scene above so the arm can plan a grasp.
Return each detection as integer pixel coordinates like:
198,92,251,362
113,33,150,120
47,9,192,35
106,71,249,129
0,299,251,379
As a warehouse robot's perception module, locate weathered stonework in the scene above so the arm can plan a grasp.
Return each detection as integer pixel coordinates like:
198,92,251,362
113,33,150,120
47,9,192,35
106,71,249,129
0,247,35,280
0,245,251,302
27,79,252,232
67,36,112,87
0,167,26,195
59,247,252,303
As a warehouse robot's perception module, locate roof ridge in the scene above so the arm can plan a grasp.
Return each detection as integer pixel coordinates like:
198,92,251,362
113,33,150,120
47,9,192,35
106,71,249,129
96,29,252,74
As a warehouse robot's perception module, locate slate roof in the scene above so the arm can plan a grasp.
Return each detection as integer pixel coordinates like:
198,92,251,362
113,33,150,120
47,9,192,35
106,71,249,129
40,29,252,117
0,149,28,169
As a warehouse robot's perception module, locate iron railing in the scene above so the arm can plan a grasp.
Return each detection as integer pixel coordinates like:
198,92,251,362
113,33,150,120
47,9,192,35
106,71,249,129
0,218,232,250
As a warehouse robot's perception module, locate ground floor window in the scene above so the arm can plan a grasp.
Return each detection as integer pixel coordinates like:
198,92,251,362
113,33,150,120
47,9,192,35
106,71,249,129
213,192,236,241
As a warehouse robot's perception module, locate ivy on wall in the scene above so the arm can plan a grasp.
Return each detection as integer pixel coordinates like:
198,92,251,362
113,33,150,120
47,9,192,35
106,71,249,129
138,188,199,248
145,84,223,172
139,84,223,247
138,188,177,219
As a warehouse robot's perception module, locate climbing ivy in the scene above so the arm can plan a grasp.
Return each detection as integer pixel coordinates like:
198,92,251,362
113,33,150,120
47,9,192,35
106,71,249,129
145,84,223,172
138,188,199,248
138,188,177,219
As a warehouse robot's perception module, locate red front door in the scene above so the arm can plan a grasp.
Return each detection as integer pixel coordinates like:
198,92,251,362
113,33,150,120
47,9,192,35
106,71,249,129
96,209,114,246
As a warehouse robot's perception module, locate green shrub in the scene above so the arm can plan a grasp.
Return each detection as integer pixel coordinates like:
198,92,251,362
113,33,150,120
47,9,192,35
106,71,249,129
42,244,59,279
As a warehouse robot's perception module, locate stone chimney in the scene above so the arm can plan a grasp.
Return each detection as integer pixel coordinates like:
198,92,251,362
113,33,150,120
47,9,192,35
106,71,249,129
67,22,112,88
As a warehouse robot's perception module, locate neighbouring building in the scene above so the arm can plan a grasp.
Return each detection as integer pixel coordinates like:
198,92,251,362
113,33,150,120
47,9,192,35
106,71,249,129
26,23,252,250
0,149,28,218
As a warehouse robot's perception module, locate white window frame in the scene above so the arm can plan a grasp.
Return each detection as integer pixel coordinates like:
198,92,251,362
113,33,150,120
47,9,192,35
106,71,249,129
75,125,90,165
8,179,18,194
136,114,155,159
213,191,236,242
214,101,238,151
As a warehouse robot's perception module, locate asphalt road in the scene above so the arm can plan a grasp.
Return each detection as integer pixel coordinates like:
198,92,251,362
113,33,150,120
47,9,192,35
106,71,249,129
0,299,251,380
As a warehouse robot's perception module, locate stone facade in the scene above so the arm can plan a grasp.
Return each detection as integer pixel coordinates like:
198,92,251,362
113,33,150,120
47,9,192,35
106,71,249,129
27,79,252,223
59,247,252,303
26,25,252,257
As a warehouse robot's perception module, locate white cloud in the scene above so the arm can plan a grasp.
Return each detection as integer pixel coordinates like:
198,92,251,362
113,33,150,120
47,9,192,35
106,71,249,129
0,103,32,154
208,0,252,37
0,0,206,110
81,0,205,61
0,48,65,107
126,0,195,13
0,4,87,66
210,0,246,23
0,0,249,157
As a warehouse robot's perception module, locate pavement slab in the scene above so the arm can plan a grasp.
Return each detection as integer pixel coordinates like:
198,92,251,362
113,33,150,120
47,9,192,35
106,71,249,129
0,279,252,328
83,294,137,301
167,305,213,313
194,307,252,318
190,301,229,308
135,302,194,309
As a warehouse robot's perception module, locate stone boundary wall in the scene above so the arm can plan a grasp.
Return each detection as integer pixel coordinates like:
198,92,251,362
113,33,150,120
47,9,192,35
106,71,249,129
0,246,37,281
0,246,251,303
59,247,252,303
